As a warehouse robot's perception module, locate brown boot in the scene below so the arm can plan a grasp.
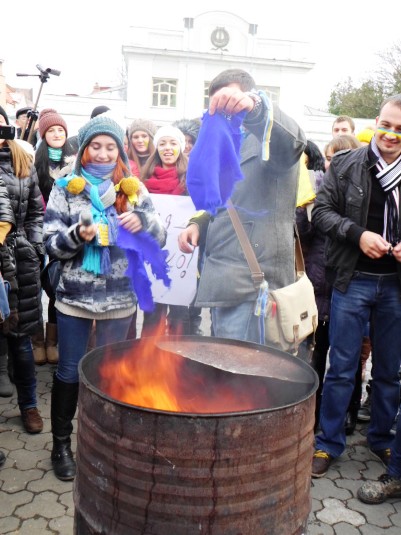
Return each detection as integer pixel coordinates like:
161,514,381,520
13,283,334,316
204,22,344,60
31,324,46,365
21,407,43,434
45,323,58,364
360,336,371,382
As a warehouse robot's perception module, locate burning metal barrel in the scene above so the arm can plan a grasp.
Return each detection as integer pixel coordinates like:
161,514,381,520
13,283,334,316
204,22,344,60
74,336,318,535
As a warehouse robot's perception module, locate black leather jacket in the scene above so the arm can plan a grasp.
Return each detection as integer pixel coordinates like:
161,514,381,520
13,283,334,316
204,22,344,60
312,145,401,292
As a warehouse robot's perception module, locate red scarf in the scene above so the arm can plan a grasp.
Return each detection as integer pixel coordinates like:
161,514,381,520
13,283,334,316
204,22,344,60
145,166,185,195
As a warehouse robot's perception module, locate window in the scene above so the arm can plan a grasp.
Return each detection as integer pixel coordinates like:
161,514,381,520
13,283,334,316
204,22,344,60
203,82,210,110
152,78,177,107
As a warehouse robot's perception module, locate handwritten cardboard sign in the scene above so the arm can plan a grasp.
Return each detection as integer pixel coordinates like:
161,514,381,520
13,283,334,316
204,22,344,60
148,194,199,306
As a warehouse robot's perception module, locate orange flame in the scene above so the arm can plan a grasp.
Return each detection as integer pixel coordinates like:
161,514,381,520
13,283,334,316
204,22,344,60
98,331,270,414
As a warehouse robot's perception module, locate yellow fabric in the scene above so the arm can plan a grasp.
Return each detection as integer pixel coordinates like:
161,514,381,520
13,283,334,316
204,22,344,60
0,222,12,245
296,156,316,207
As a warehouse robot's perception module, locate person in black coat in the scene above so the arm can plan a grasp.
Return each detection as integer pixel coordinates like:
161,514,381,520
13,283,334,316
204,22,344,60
0,106,44,434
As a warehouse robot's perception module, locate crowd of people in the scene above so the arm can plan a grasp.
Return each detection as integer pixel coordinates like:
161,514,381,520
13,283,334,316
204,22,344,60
0,69,401,505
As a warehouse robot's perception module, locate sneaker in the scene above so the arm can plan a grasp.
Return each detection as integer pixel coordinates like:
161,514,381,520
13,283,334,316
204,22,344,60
357,474,401,504
369,447,391,467
21,407,43,434
312,450,333,478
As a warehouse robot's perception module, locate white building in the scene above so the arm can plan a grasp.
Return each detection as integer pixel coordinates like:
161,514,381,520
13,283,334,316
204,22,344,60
123,11,314,126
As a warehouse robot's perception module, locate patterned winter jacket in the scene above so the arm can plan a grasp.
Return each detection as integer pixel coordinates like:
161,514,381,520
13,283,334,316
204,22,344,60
43,182,167,318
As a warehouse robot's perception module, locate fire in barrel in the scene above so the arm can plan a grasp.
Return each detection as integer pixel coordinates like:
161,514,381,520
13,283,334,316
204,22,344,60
74,336,318,535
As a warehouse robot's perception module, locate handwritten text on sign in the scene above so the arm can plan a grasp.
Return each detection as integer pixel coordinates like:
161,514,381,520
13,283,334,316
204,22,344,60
148,194,198,306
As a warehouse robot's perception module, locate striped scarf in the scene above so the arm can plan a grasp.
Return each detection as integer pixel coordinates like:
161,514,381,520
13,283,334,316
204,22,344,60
371,137,401,245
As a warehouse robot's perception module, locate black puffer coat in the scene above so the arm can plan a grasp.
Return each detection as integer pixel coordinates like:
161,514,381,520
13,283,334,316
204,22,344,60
0,148,44,335
0,177,17,313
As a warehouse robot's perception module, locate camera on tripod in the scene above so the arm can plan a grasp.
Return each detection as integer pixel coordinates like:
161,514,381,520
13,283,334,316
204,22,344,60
16,63,61,144
0,125,16,140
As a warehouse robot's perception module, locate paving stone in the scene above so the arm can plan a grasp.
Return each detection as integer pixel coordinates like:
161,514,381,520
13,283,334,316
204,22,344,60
10,447,50,470
48,515,74,534
348,497,396,528
0,430,26,451
0,516,20,534
311,478,352,501
59,490,74,516
316,498,365,526
27,470,73,494
15,490,67,519
0,490,33,517
390,509,401,528
336,459,366,480
0,467,44,493
332,522,361,535
360,525,401,534
306,519,335,534
7,516,52,535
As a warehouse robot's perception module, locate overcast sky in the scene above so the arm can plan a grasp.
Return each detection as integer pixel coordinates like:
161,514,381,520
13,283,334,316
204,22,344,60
1,0,399,110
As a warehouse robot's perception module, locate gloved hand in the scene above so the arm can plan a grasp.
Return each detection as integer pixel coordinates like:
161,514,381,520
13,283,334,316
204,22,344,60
1,309,19,335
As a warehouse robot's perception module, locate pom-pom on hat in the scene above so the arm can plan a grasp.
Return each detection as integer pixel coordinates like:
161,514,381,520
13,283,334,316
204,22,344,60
0,105,9,125
74,115,129,175
38,108,68,138
128,118,158,140
154,125,186,153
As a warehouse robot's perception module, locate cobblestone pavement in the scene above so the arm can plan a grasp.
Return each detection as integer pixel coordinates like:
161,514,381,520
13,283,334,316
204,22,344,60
1,348,400,534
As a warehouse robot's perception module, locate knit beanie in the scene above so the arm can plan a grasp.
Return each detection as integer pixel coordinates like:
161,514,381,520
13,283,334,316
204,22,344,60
90,105,111,119
0,106,9,125
172,118,201,143
128,118,158,140
38,108,68,138
154,125,186,152
74,115,129,175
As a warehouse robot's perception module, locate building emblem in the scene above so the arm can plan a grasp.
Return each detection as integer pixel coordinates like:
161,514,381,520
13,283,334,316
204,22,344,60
211,27,230,49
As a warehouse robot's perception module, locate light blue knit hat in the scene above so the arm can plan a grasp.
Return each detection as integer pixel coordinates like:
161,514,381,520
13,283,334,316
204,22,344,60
74,115,129,175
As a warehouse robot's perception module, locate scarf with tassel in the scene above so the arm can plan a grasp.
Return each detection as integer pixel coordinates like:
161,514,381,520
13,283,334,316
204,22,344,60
57,163,118,276
117,226,171,313
371,137,401,245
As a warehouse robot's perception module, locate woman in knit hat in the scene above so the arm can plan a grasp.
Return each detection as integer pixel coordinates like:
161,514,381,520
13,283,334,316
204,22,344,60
140,125,189,336
0,105,45,434
127,118,158,175
34,108,76,365
43,115,167,481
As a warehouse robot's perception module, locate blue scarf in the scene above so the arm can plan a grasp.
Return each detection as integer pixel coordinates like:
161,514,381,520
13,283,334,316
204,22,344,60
117,226,171,313
186,110,247,215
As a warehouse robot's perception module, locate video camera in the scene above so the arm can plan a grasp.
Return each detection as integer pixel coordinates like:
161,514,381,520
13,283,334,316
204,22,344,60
0,125,16,140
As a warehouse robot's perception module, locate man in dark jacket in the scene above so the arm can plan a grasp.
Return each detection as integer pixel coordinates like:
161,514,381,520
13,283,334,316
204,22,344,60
311,94,401,478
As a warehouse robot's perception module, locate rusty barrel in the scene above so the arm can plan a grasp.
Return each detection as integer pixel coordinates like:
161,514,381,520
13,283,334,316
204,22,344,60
74,336,318,535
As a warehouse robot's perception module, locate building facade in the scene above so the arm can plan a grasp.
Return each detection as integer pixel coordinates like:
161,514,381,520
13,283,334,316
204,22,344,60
123,11,314,126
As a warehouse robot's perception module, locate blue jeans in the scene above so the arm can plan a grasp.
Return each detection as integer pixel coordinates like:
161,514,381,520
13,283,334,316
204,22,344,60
211,301,260,343
316,273,401,457
3,334,37,411
56,311,133,383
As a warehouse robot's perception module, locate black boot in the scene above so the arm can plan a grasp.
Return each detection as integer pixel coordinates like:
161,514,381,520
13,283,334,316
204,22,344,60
0,449,5,467
51,374,79,481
